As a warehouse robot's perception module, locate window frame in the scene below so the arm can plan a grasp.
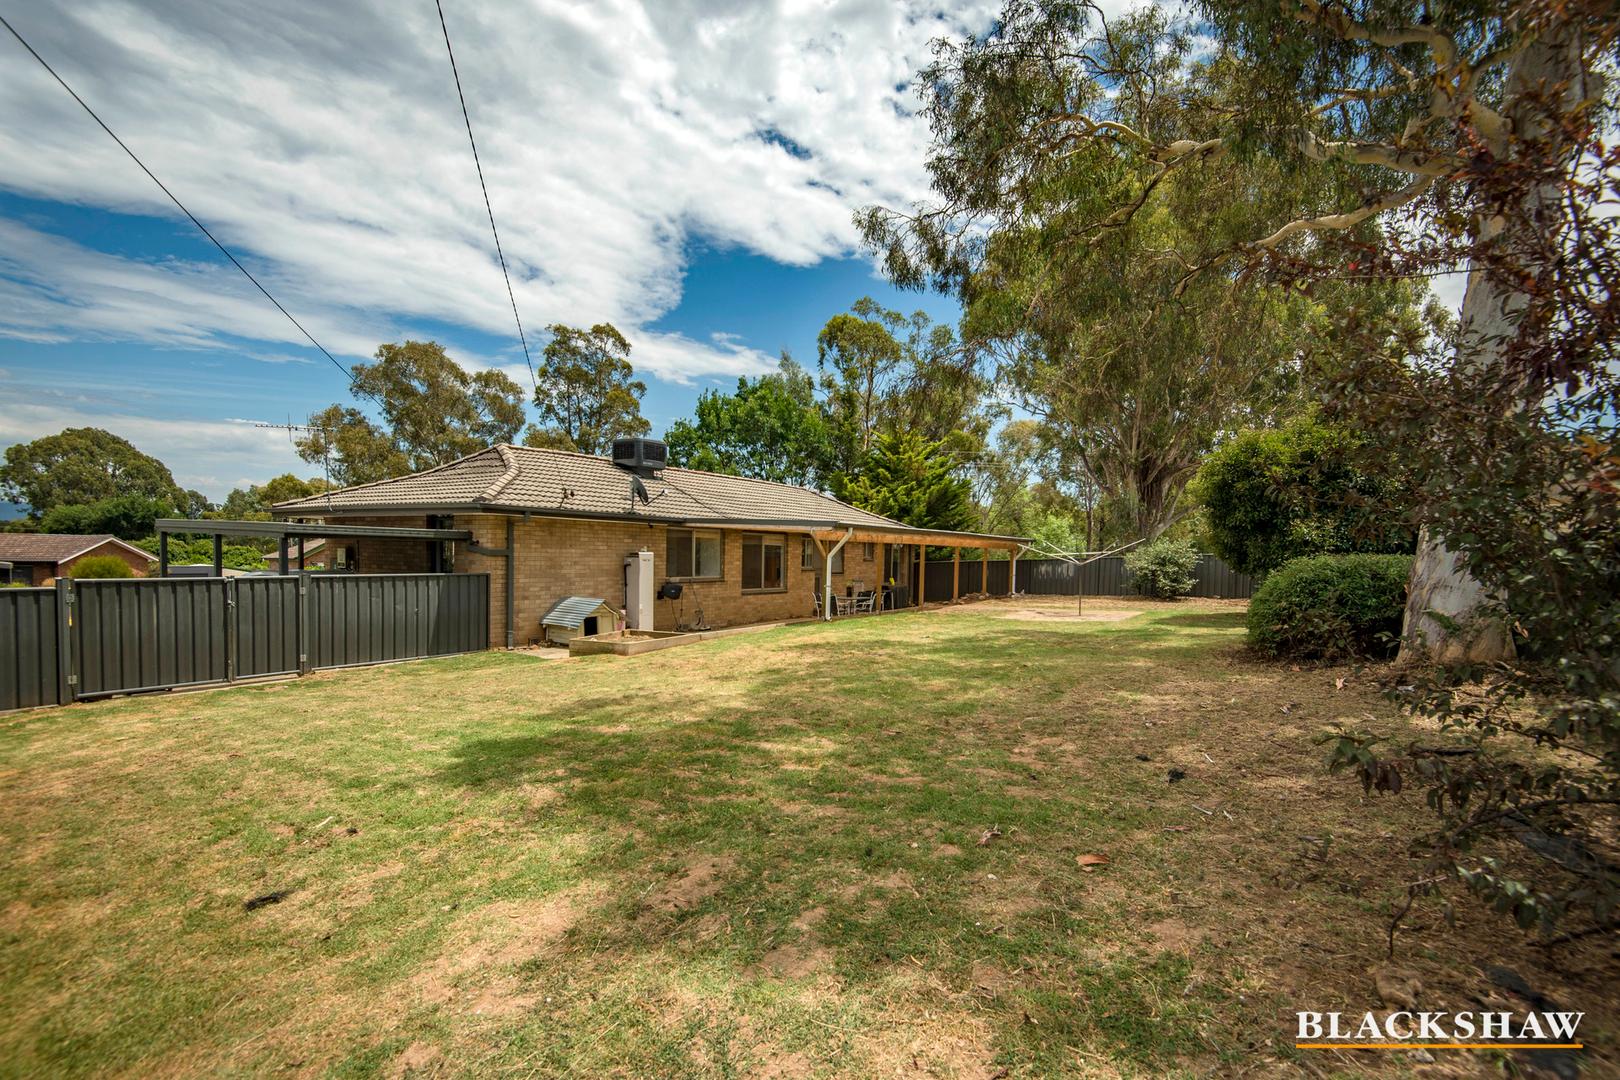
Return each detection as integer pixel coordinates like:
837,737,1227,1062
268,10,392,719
666,527,724,582
742,532,787,592
799,537,843,575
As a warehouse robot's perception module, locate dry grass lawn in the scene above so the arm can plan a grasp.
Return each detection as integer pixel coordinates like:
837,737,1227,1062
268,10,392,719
1,596,1614,1078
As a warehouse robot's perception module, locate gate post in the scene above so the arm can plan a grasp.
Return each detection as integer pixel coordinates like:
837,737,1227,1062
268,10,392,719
224,578,236,683
55,577,75,704
297,575,311,675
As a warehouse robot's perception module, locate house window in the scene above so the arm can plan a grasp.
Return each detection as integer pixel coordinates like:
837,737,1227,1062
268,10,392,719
862,542,875,561
742,533,786,591
799,538,842,574
666,528,723,579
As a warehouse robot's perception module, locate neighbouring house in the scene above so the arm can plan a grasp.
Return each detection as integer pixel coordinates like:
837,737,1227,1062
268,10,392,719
270,440,1028,647
0,534,157,585
259,540,332,571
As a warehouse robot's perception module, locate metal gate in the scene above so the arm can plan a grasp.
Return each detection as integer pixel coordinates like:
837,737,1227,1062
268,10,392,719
1,573,490,708
1,587,65,711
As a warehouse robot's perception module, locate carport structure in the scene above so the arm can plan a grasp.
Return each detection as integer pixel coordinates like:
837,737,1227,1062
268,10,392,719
152,519,473,576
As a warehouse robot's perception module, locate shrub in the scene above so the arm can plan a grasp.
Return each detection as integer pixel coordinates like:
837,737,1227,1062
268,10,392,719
65,554,136,579
1246,554,1412,659
39,495,174,540
1193,414,1413,577
1123,538,1198,599
135,537,268,571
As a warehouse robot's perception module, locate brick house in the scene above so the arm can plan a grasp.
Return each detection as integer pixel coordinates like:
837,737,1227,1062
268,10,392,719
0,534,157,585
272,441,1027,647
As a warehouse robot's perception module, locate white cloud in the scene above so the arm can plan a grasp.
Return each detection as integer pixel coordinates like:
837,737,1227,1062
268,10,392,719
0,401,308,496
0,0,1001,379
630,329,777,384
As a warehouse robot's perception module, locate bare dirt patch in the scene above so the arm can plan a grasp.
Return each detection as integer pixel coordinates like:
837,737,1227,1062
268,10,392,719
859,1017,999,1080
641,855,738,917
791,906,826,931
757,942,834,979
996,607,1142,622
415,887,592,1009
755,1050,813,1078
1146,917,1206,953
387,1041,441,1078
929,595,1154,622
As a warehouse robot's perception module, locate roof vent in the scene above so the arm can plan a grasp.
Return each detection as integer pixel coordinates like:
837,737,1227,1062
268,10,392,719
611,438,667,478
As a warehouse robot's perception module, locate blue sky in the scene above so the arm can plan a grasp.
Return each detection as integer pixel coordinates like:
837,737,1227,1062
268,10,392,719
0,1,994,501
1,191,962,488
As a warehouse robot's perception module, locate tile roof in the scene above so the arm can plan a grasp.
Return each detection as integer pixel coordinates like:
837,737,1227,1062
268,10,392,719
272,444,1027,544
258,541,325,562
0,533,156,564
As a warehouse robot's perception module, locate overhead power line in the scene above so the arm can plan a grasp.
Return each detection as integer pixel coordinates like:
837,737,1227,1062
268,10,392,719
434,0,538,393
0,10,369,401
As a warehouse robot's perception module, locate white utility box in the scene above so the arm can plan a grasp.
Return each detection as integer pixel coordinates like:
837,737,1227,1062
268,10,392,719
623,549,655,630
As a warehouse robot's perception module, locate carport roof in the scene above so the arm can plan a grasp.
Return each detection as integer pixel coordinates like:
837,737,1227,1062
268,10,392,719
270,444,1030,548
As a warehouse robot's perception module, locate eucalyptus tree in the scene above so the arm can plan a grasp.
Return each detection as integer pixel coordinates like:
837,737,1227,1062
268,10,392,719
861,6,1352,539
816,298,989,476
1,427,182,516
664,356,833,487
526,323,651,455
298,339,526,483
872,0,1620,937
874,0,1611,662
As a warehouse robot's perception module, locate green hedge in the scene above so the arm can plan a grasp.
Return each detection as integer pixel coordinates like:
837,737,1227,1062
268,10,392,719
66,554,135,579
1124,538,1198,599
1246,554,1413,659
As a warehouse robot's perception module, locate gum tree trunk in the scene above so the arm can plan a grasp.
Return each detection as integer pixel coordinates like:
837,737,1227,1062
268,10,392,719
1398,28,1582,664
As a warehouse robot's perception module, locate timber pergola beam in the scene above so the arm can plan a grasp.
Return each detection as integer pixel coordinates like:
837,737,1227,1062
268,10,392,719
804,527,1023,552
797,526,1027,609
152,518,474,577
154,519,473,542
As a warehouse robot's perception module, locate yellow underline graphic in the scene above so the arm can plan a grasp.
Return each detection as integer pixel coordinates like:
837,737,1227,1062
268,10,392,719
1297,1043,1582,1050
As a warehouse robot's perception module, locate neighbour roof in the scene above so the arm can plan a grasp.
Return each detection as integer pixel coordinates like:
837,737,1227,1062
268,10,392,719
0,533,156,565
260,540,325,561
272,444,1029,545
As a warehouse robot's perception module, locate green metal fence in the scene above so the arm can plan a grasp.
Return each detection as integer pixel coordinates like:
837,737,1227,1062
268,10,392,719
1,573,489,710
923,554,1255,600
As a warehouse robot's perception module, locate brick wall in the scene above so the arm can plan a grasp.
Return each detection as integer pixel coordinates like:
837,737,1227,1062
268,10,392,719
336,517,439,576
56,541,156,582
308,513,921,647
460,515,833,646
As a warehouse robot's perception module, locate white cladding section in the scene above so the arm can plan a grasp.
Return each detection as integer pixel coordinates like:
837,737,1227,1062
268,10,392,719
623,549,655,630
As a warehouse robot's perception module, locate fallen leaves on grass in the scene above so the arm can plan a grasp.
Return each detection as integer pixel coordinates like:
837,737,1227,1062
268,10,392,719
977,827,1003,847
1076,854,1108,872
